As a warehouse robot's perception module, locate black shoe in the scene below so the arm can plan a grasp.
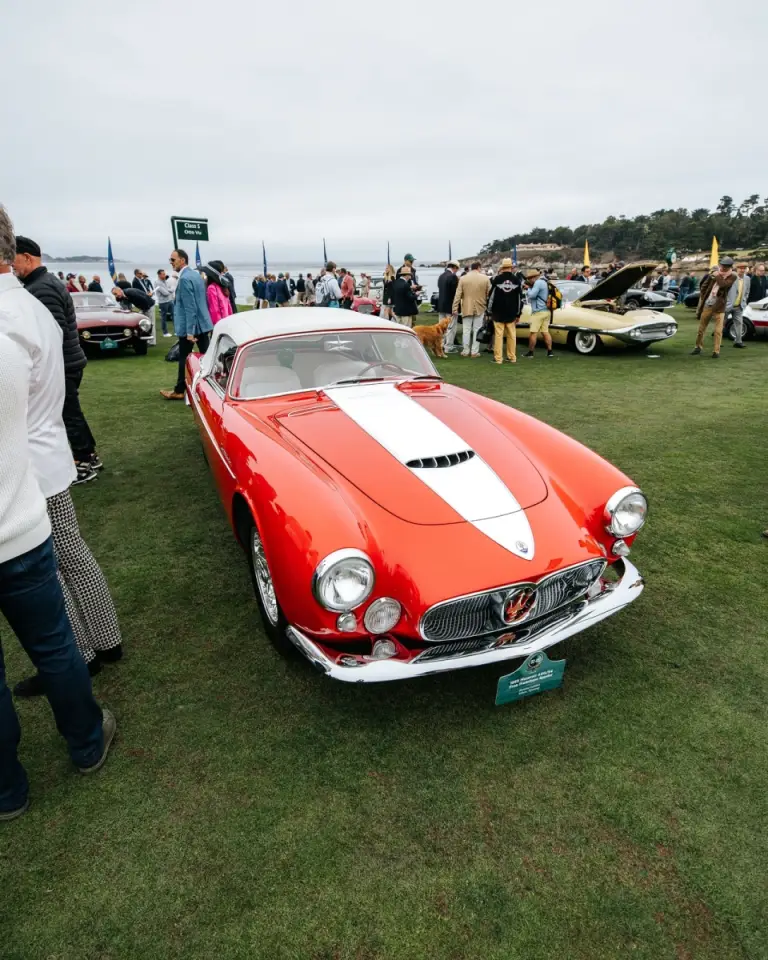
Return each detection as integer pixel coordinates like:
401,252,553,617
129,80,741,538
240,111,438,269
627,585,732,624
88,658,103,677
0,798,30,822
524,350,534,358
690,347,702,356
712,352,719,358
733,342,745,349
546,350,555,358
89,453,104,470
98,644,123,664
76,708,117,775
72,462,98,485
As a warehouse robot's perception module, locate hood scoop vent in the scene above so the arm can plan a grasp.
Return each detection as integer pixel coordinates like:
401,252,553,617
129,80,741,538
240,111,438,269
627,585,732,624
406,450,475,469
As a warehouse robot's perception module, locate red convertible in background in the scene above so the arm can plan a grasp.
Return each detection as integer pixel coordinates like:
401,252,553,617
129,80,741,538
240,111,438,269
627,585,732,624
186,309,647,682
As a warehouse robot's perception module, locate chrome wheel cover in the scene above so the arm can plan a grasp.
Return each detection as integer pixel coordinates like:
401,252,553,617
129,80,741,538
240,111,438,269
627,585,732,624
251,528,279,625
575,331,598,353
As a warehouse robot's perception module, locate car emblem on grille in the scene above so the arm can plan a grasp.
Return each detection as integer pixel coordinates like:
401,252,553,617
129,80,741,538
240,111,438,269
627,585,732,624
502,587,537,624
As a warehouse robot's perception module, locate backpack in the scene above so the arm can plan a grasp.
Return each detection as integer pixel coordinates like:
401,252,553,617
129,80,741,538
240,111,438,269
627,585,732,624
318,276,338,306
545,280,563,313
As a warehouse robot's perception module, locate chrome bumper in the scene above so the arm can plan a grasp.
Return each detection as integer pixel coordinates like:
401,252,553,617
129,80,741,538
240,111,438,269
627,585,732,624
286,559,644,683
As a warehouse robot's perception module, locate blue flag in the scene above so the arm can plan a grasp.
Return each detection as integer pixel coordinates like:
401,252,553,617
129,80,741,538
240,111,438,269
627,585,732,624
262,241,268,277
512,244,517,266
387,241,391,266
195,242,202,268
323,238,327,263
107,237,116,282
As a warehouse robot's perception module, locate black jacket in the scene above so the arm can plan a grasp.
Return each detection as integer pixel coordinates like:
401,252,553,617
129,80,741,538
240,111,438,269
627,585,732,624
132,277,145,291
21,266,86,375
392,276,419,317
488,272,523,321
748,273,767,303
121,287,155,311
88,281,103,293
222,272,237,313
437,269,459,314
296,277,306,293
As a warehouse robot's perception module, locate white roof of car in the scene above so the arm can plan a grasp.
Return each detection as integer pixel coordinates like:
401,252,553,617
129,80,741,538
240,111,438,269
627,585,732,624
216,307,406,346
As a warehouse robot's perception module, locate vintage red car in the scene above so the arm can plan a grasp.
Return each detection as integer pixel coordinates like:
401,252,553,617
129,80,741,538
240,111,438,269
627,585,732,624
186,309,647,683
72,292,153,355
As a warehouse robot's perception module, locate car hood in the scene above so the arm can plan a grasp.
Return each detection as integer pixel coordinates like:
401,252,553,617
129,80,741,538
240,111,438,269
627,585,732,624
76,310,137,325
265,381,549,557
576,262,659,303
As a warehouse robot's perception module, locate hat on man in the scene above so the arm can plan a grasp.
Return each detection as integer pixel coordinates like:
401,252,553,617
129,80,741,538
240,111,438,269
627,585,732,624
403,253,415,262
719,255,734,267
525,269,541,280
500,257,514,271
447,259,460,268
14,235,41,257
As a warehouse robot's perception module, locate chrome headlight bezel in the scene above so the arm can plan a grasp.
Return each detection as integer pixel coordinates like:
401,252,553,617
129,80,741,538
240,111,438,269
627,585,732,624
312,549,375,613
604,486,648,538
138,317,152,333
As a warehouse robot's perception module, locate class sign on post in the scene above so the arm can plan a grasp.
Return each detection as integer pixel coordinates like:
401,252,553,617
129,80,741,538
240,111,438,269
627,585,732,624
172,217,209,242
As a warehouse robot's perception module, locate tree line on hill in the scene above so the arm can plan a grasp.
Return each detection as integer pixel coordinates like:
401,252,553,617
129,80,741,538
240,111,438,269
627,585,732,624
480,195,768,261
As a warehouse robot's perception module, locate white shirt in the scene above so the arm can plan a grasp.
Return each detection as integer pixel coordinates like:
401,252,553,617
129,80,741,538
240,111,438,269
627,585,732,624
0,331,51,564
0,273,76,498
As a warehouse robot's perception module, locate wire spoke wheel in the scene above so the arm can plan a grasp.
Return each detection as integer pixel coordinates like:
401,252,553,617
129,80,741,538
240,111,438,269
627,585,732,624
251,527,279,625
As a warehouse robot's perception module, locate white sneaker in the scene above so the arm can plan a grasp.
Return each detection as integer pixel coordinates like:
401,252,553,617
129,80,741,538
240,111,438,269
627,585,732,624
163,333,172,338
461,351,469,358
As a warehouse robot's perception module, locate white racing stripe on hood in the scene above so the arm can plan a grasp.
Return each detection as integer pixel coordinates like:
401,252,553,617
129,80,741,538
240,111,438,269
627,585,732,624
324,382,534,560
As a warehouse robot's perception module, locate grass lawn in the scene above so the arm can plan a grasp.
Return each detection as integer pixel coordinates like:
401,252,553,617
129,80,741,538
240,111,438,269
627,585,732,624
2,308,767,960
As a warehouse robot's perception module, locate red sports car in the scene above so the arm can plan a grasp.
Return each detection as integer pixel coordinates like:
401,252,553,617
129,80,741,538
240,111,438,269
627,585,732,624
186,309,647,683
72,292,152,355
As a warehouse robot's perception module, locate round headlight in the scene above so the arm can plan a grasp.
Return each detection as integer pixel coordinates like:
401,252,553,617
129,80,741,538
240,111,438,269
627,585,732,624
666,324,675,336
364,598,401,634
313,550,374,612
604,487,648,537
123,327,133,338
139,317,152,332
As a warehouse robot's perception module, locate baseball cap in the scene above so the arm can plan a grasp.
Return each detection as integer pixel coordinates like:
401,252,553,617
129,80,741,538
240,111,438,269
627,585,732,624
404,253,415,261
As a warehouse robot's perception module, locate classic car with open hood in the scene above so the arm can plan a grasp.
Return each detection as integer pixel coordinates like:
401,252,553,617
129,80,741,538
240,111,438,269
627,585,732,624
186,310,648,683
520,262,678,354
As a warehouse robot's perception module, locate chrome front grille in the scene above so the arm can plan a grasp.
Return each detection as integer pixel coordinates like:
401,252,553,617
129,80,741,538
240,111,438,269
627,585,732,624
634,322,674,340
419,560,605,643
413,637,496,663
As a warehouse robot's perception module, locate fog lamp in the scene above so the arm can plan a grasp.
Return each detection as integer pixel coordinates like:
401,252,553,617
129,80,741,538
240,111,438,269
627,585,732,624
123,327,132,338
611,539,631,557
364,598,401,634
370,638,397,660
82,330,91,340
336,613,357,632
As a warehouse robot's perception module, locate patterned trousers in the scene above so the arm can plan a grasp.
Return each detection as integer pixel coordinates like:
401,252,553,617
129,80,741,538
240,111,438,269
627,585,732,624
47,490,122,663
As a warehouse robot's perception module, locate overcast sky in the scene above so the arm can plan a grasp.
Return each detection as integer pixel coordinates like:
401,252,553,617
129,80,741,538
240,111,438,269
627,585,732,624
2,0,766,262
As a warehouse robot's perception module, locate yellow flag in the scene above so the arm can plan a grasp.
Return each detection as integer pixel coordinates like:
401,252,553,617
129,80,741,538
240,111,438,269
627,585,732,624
709,236,719,268
583,240,590,267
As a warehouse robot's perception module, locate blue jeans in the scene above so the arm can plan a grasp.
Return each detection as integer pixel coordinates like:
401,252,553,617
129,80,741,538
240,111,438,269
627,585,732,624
0,537,104,812
159,301,174,334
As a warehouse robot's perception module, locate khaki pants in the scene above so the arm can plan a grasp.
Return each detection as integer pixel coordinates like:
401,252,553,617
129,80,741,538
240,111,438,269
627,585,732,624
493,321,516,362
696,306,725,353
396,315,415,328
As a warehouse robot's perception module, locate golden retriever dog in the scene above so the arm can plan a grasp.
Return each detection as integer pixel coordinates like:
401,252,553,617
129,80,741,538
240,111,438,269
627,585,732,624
413,317,451,358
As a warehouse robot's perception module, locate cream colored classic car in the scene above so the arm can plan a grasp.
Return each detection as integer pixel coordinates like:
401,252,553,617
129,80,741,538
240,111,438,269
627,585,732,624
520,262,678,354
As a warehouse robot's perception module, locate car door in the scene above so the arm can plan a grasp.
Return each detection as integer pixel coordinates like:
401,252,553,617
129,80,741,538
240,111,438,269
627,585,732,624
195,335,238,502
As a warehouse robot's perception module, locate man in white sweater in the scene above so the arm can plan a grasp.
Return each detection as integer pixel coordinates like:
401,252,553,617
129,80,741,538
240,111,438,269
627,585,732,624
0,205,123,698
0,331,115,821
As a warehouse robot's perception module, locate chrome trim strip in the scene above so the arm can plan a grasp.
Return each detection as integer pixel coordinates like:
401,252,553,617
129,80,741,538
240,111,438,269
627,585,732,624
417,557,607,641
285,559,643,683
188,383,236,480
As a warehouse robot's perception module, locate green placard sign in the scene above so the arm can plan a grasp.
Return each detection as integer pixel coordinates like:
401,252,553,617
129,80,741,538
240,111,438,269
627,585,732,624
172,217,209,241
495,651,566,706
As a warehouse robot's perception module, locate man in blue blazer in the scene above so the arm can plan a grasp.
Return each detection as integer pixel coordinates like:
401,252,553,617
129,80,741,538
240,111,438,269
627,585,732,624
161,248,214,400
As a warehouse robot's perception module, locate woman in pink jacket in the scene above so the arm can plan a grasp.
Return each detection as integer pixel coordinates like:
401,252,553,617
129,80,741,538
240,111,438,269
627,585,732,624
200,265,234,325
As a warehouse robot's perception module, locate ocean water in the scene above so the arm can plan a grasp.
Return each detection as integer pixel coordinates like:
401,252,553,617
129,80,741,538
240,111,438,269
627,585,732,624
47,261,445,302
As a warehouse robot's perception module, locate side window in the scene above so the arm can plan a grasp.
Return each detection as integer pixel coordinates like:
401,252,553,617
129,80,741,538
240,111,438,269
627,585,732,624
211,336,237,393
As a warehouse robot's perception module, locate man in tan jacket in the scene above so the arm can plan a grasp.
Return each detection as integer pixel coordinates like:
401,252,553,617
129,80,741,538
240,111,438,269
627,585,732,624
452,261,491,357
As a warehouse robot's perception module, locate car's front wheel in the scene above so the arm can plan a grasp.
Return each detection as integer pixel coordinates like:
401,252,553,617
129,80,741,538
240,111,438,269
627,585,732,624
244,519,295,656
724,318,755,342
568,330,603,355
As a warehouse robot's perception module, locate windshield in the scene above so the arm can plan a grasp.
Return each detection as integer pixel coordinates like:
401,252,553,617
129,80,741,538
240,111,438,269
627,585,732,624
71,293,118,311
232,330,438,399
556,280,593,303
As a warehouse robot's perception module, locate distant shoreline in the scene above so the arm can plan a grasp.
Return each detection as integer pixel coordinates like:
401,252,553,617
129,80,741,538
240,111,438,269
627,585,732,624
42,255,127,264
